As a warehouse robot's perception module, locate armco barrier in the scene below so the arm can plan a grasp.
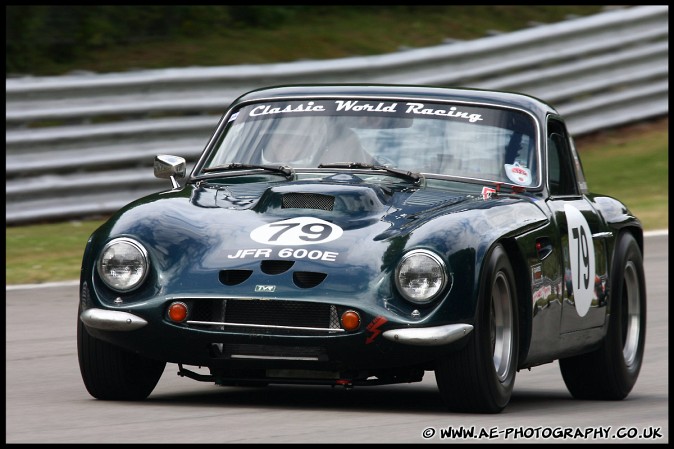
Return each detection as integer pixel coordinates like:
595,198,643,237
5,5,668,224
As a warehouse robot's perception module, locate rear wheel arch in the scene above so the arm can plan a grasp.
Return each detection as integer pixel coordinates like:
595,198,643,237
620,226,643,257
559,229,646,399
608,224,643,260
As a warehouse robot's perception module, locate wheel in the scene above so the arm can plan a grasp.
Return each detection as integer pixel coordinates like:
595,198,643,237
559,232,646,399
77,312,166,400
435,244,519,413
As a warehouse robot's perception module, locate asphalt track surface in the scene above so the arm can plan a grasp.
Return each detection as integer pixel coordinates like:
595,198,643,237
5,233,668,444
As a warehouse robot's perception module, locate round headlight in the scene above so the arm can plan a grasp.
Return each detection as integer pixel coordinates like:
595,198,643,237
97,237,149,292
395,249,447,303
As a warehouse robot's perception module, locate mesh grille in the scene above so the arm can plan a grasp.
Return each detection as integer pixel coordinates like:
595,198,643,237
226,300,330,327
282,193,334,210
186,299,342,334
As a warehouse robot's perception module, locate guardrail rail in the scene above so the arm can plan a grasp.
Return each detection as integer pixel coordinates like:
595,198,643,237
5,5,668,224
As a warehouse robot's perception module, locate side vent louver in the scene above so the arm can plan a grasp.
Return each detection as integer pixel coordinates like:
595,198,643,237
219,269,253,286
293,271,328,288
260,260,295,274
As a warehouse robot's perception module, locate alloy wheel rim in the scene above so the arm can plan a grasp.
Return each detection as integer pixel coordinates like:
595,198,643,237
491,271,514,382
622,261,641,367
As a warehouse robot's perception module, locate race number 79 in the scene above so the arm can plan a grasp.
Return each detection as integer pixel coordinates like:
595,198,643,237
564,204,595,317
250,216,344,246
268,222,332,242
571,225,590,290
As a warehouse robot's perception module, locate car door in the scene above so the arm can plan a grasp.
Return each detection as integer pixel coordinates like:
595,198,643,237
544,117,610,334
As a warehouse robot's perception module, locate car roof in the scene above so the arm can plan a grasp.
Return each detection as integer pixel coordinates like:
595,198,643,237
231,84,558,119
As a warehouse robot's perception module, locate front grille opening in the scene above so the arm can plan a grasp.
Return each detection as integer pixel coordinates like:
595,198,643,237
189,299,226,323
219,269,253,286
227,299,332,328
282,193,335,211
181,299,344,335
293,271,328,288
260,259,295,274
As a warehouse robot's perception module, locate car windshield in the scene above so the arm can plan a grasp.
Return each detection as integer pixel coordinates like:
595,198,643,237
201,99,539,187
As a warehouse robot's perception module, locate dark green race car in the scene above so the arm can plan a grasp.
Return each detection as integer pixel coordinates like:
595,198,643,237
77,85,646,413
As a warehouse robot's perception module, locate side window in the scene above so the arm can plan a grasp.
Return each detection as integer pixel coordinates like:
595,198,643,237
548,135,561,193
547,120,578,196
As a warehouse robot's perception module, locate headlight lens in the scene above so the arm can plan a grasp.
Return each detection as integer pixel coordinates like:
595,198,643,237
97,238,149,292
395,249,447,303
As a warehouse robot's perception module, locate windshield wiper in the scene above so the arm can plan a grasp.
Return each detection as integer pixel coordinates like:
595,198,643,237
317,162,421,183
201,163,294,178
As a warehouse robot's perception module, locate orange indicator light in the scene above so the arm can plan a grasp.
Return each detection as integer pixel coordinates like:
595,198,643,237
168,302,188,322
341,310,361,331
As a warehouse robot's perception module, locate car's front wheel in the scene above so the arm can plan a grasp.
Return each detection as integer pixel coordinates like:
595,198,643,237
77,310,166,400
559,231,646,399
435,244,519,413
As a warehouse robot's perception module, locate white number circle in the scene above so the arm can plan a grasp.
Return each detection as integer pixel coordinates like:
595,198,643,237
564,204,595,317
250,217,343,246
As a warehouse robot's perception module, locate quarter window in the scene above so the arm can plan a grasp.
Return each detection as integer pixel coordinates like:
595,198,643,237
547,120,578,196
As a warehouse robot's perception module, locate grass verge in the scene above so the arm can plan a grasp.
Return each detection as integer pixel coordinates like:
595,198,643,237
5,118,667,285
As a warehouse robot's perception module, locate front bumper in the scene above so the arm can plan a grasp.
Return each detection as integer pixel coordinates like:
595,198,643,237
79,284,475,371
382,324,473,346
80,308,148,331
81,307,473,346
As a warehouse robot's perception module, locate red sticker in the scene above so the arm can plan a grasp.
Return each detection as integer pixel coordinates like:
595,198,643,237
481,186,496,199
365,316,388,344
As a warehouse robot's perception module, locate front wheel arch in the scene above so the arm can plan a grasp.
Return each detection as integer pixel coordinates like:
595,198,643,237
500,238,532,368
77,309,166,401
435,243,519,413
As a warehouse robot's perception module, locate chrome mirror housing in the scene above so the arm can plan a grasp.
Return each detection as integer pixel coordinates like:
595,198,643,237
154,155,186,189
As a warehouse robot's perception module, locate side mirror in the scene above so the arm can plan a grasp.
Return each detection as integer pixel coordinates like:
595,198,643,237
154,155,186,189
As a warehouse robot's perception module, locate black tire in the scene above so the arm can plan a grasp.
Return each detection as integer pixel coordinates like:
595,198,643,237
559,232,646,400
77,313,166,400
435,244,519,413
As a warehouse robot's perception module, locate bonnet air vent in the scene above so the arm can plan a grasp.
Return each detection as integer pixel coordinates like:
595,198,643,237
219,270,253,286
225,183,270,199
282,193,335,211
260,260,295,275
293,271,328,288
404,189,463,207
